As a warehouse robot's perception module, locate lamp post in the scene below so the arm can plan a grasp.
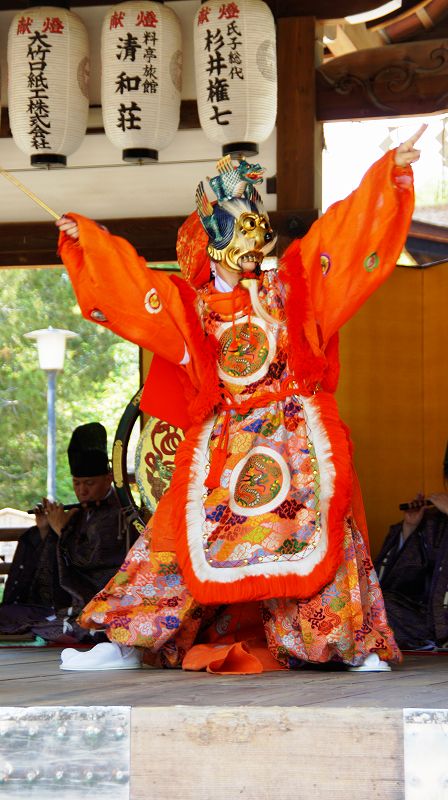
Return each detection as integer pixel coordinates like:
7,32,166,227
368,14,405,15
24,327,79,500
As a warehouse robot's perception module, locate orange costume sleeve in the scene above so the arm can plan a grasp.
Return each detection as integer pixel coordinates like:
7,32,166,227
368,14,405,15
58,214,187,366
280,150,414,553
290,150,415,349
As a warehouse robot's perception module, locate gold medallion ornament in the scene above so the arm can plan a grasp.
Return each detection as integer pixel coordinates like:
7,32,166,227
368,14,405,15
216,317,276,385
320,253,331,276
229,446,291,517
144,288,162,314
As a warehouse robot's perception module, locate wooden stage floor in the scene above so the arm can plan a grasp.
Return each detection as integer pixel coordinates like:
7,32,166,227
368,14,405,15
0,649,447,799
0,648,446,708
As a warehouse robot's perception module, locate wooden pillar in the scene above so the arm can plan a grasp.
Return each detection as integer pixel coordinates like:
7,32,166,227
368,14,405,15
276,16,322,254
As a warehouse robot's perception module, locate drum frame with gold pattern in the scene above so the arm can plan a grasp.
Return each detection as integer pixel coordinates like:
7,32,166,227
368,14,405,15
112,387,184,539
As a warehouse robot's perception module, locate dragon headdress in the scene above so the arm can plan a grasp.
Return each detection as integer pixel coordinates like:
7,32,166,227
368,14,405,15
176,156,276,287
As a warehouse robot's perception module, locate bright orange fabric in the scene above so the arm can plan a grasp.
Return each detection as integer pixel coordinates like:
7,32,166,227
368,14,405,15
176,210,210,288
58,217,221,431
183,643,265,674
191,600,288,672
201,284,252,316
78,522,401,672
295,151,414,349
168,387,352,604
62,150,414,615
145,491,176,552
140,356,193,431
182,640,286,673
59,215,187,365
58,151,413,443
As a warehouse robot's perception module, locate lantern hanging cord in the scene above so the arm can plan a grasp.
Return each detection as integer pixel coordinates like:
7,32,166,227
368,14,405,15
0,166,61,220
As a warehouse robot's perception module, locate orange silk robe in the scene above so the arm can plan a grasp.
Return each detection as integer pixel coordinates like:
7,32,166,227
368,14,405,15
58,151,414,606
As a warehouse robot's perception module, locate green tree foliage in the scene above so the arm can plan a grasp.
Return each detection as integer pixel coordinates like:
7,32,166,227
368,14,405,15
0,267,138,509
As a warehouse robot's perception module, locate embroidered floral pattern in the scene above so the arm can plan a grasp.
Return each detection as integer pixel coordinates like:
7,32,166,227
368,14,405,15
263,523,400,667
79,521,399,669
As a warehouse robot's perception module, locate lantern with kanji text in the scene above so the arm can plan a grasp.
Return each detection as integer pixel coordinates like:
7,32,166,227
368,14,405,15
101,1,182,163
7,5,90,168
194,0,277,158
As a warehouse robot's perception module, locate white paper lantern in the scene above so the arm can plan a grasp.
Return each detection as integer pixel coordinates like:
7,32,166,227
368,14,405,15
101,1,182,163
7,6,90,168
194,0,277,157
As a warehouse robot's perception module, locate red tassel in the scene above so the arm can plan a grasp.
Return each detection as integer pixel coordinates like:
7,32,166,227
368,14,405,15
205,446,228,489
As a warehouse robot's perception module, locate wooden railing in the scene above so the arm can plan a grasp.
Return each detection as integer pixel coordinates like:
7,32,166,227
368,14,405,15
0,529,25,576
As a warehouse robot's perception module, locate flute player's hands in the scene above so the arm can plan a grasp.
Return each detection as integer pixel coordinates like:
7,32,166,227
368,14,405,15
427,492,448,516
402,492,426,541
44,500,77,536
31,499,50,538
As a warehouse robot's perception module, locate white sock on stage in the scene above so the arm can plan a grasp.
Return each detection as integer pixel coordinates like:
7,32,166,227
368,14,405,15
348,653,391,672
60,641,141,671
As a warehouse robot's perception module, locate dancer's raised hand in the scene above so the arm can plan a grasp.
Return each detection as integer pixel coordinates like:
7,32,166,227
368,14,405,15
394,123,427,167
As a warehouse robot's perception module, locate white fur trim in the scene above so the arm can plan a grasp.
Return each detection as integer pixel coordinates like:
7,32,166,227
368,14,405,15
246,280,286,328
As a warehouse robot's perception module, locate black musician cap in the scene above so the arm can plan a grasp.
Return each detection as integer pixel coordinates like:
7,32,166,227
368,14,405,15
67,423,109,477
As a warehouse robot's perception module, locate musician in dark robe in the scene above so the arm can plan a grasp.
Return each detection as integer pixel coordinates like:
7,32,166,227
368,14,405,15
0,423,135,643
375,488,448,651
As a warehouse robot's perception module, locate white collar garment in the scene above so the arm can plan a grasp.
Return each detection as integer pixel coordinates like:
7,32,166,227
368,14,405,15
214,274,234,293
179,273,233,366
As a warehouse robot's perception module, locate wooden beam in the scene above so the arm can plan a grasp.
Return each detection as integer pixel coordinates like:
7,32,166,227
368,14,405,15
323,22,383,57
317,38,448,120
0,1,401,19
0,528,25,542
368,0,448,43
0,210,319,268
410,219,448,244
1,214,441,269
399,17,448,42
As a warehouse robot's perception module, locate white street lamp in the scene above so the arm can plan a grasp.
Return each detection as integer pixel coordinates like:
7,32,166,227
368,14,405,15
24,327,79,500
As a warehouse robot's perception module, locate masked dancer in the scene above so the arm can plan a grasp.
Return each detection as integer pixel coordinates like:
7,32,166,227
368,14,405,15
56,126,425,673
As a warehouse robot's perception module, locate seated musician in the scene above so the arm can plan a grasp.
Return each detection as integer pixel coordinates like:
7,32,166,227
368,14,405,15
375,454,448,651
0,423,135,643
